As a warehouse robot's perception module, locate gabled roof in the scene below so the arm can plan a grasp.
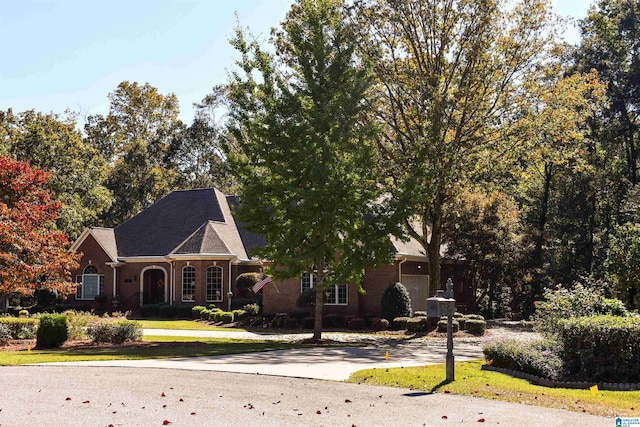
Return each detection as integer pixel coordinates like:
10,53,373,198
173,221,233,255
70,227,118,262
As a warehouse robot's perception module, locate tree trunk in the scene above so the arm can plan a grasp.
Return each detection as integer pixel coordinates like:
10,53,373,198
426,208,443,297
313,287,324,340
535,163,553,266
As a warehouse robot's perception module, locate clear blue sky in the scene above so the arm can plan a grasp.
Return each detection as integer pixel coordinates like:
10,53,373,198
0,0,595,125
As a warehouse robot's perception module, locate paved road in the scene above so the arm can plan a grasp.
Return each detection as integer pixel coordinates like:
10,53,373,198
0,366,611,426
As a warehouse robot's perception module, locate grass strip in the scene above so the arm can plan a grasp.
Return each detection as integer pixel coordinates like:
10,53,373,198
0,336,300,366
135,319,247,331
346,360,640,417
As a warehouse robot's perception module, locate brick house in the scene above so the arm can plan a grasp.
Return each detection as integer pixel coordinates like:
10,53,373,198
69,188,472,315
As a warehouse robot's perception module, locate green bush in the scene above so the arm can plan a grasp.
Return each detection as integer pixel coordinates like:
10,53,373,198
533,283,630,335
465,314,485,321
381,282,412,321
140,303,165,318
219,312,234,324
370,317,389,331
18,309,29,318
232,309,247,320
236,272,262,289
302,317,315,329
209,310,221,322
465,319,486,336
36,314,68,349
457,317,467,330
296,288,316,307
87,320,142,344
285,317,299,329
231,297,259,310
63,310,99,341
483,338,564,381
243,303,260,316
557,315,640,383
0,317,38,339
436,319,460,333
199,309,212,320
347,317,364,330
192,306,207,318
0,323,10,345
158,305,178,318
406,316,428,332
323,314,345,328
413,311,427,317
392,316,411,330
453,312,464,319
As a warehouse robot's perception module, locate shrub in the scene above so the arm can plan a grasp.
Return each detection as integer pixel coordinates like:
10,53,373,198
0,317,38,339
406,316,428,332
370,317,389,331
296,288,316,307
453,312,464,319
302,317,315,329
557,315,640,383
413,311,427,317
348,317,365,330
231,297,259,310
0,323,10,345
18,309,29,318
381,282,412,321
36,314,68,349
533,283,630,335
323,314,345,329
457,317,466,330
192,306,207,318
140,303,164,318
285,317,299,329
236,272,262,289
392,316,411,330
159,305,179,318
199,309,212,320
465,314,485,321
64,310,99,341
209,310,221,322
465,319,486,336
243,303,260,316
483,338,564,381
437,319,460,333
232,310,247,320
219,312,234,324
87,320,142,344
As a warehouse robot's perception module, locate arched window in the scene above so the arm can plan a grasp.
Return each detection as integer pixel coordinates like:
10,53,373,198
206,266,223,302
182,266,196,302
75,264,105,300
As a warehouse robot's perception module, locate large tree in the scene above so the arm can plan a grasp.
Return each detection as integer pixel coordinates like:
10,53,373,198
0,109,112,238
351,0,561,295
221,0,394,339
85,81,183,225
0,156,79,299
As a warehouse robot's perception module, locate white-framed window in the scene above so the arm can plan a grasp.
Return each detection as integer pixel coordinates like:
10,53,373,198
300,271,347,305
326,284,348,305
206,266,223,302
75,265,105,300
182,266,196,302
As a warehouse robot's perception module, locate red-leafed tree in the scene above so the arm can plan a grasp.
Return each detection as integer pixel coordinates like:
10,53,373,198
0,156,79,299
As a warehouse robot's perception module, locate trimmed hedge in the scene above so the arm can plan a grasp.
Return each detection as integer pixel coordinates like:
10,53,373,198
483,338,564,381
370,317,389,331
437,318,460,333
465,319,486,336
36,314,68,349
347,317,365,330
557,315,640,383
406,316,428,332
192,306,207,318
0,323,10,345
87,320,142,344
0,317,38,339
392,316,411,330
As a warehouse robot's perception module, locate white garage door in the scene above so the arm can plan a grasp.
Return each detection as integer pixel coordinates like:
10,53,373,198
401,274,430,313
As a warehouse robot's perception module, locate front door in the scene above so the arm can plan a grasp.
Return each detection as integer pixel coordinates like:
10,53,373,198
143,268,166,304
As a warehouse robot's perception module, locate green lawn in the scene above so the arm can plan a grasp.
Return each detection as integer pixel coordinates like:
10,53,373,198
136,319,248,331
347,360,640,417
0,336,301,366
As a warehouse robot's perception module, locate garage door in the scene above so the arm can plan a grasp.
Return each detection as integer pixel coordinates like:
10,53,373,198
401,274,430,313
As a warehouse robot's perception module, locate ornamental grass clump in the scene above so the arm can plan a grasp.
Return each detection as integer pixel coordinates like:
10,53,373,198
483,338,564,381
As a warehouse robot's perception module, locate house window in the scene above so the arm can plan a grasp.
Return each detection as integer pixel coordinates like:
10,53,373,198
182,266,196,302
301,272,347,305
326,284,348,305
76,265,105,300
206,266,223,302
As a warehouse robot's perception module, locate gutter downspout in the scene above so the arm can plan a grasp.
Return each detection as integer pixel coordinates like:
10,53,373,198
398,257,407,283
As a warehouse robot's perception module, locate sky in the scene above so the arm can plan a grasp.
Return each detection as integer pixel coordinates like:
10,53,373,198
1,0,595,126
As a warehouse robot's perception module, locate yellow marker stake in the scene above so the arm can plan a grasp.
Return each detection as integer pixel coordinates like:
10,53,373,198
27,346,31,353
590,385,598,396
385,351,389,360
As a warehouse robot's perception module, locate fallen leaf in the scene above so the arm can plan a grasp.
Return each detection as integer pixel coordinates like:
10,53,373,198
65,397,71,401
163,405,167,408
442,415,448,419
478,418,485,423
444,390,451,394
317,410,322,414
345,399,352,403
82,401,90,404
162,420,171,425
161,392,166,397
179,398,184,402
191,412,196,415
273,401,281,405
112,411,117,414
